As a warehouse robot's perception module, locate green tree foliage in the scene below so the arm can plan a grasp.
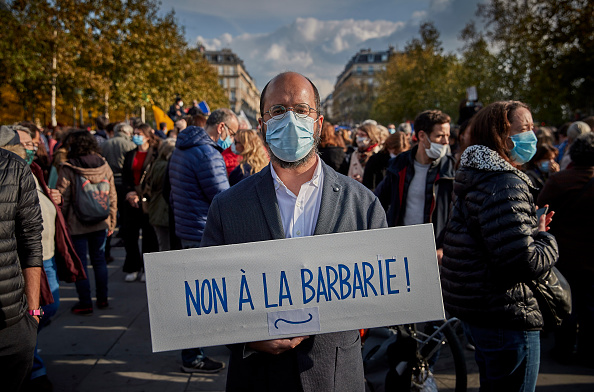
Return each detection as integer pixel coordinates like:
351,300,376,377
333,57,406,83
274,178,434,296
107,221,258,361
477,0,594,123
0,0,227,122
457,22,504,108
372,23,465,124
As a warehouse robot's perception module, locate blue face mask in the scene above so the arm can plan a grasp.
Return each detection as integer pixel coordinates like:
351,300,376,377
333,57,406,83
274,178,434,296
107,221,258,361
132,135,144,146
217,135,233,150
231,142,239,155
509,130,537,164
538,161,550,172
265,111,316,162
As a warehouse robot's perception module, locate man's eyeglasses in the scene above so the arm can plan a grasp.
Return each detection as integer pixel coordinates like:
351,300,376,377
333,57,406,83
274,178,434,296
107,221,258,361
264,103,319,120
222,123,236,137
21,141,38,151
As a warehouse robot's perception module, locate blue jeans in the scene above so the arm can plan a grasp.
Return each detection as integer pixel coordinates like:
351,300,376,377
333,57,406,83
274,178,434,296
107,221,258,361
463,322,540,392
72,230,108,306
182,347,205,366
31,257,61,379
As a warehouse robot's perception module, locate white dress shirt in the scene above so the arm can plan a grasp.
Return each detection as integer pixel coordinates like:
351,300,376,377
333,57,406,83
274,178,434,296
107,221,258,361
270,157,324,238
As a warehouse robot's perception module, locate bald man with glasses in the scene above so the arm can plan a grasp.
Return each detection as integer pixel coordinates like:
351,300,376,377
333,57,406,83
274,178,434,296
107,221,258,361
201,72,387,392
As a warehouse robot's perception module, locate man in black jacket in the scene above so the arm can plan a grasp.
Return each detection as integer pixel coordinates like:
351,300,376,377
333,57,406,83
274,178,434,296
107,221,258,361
374,110,455,262
0,125,44,390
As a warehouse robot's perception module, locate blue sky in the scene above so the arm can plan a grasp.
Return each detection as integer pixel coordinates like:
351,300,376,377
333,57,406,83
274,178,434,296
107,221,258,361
159,0,485,98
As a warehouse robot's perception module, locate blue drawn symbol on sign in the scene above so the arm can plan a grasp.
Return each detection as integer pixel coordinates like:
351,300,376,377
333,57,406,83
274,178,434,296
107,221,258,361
274,313,313,329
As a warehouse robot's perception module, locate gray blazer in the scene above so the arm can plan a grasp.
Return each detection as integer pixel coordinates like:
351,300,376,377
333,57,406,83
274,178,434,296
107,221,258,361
201,161,388,392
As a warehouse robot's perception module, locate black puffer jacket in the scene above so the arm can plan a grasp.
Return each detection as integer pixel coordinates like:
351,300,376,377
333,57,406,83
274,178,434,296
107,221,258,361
441,145,558,330
0,148,43,329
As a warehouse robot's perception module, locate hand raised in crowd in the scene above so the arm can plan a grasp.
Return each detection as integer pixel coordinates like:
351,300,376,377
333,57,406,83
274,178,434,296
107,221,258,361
126,191,139,208
247,336,309,355
536,204,554,232
548,160,560,174
436,248,444,266
49,189,62,205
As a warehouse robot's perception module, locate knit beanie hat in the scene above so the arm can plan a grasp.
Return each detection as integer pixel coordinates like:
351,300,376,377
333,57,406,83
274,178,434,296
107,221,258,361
0,125,21,147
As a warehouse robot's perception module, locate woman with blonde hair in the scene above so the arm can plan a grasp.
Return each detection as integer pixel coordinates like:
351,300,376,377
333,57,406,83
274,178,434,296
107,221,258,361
229,129,270,186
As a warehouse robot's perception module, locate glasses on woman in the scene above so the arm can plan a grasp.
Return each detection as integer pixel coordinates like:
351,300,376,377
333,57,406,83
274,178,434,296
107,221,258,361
264,103,319,120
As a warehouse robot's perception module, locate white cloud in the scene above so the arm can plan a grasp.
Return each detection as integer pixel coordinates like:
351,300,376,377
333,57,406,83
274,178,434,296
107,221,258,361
197,17,405,98
430,0,453,12
193,0,484,99
412,10,428,20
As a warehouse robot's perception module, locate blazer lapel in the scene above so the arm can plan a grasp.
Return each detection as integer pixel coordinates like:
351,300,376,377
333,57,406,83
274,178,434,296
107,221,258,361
255,165,286,239
314,163,342,235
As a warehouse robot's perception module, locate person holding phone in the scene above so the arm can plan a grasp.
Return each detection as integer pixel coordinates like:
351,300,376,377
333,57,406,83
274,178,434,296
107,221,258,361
440,101,559,392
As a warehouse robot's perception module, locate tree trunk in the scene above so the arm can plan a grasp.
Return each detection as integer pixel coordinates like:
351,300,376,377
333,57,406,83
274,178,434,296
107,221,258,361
141,105,145,123
51,30,57,127
104,91,109,119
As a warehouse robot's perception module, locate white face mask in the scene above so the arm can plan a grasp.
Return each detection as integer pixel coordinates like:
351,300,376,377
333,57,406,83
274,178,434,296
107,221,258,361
424,139,448,160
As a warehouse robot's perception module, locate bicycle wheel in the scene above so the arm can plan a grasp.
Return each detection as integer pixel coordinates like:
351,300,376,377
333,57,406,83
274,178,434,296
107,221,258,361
419,321,467,392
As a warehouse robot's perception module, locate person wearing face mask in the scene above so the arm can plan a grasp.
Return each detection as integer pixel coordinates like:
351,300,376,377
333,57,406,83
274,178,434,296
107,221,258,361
200,72,387,392
120,124,160,283
168,97,185,122
168,109,236,374
221,116,251,177
524,144,560,200
440,101,559,392
375,109,456,263
347,123,381,182
363,131,410,191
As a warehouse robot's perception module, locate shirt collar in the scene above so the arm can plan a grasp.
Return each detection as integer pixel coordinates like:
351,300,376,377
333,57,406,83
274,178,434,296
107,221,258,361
270,156,323,192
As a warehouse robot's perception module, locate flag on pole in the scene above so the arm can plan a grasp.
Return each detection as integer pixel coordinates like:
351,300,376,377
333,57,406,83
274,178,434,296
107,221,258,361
152,105,174,131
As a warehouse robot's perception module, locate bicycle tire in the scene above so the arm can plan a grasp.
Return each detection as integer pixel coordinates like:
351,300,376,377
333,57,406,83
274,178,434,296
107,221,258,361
428,322,467,392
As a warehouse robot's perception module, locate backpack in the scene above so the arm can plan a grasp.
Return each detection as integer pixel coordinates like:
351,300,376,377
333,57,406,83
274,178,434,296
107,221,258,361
73,174,110,224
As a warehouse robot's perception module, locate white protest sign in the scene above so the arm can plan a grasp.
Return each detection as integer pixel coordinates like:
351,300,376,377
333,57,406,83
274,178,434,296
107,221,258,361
144,224,444,353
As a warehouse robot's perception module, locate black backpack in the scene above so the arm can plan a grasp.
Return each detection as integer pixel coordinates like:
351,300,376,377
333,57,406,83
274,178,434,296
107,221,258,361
73,174,110,224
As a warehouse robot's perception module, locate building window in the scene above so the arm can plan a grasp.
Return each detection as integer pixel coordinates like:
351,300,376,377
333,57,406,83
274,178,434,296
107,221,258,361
230,90,236,101
381,53,388,62
356,66,362,75
368,66,374,75
218,65,224,75
219,79,224,86
229,78,235,88
368,54,374,62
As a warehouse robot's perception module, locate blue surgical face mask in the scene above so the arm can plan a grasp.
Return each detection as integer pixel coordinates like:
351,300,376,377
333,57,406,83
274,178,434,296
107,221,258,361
538,160,550,172
132,135,144,146
217,135,233,150
231,142,239,155
509,130,537,164
265,111,316,162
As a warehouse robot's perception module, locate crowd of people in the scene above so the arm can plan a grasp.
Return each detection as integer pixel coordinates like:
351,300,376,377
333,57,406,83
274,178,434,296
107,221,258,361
1,71,593,392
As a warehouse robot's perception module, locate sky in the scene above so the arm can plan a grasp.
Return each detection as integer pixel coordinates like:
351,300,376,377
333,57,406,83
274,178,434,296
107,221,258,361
159,0,486,99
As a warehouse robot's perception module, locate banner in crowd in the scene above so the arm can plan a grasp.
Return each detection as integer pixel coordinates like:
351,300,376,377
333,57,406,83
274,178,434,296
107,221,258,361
144,224,444,352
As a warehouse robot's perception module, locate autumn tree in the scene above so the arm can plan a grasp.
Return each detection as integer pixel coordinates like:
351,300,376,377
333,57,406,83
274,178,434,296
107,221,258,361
372,23,465,124
0,0,228,124
477,0,594,123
